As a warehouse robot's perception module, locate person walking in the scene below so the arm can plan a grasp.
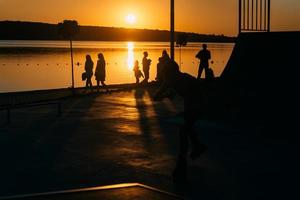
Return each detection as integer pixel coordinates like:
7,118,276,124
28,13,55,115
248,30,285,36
95,53,106,92
84,54,94,91
196,44,211,79
141,51,151,84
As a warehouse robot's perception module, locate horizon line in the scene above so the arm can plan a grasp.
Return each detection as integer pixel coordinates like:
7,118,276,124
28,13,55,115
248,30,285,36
0,20,235,37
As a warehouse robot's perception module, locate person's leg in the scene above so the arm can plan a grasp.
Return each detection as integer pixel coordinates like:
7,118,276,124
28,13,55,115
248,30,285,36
97,80,100,92
86,79,89,89
101,81,106,86
197,65,204,79
90,79,93,91
88,78,93,91
145,71,149,83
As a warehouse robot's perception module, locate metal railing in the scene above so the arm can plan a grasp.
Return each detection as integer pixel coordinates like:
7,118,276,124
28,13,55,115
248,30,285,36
239,0,271,33
1,101,62,124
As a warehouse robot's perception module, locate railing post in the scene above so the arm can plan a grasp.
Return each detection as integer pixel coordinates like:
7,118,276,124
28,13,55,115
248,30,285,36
239,0,242,34
247,0,249,30
267,0,271,32
70,40,74,89
260,0,262,30
256,0,258,30
239,0,270,33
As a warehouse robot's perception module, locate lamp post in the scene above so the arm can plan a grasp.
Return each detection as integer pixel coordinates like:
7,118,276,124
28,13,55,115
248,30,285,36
58,20,79,91
170,0,175,61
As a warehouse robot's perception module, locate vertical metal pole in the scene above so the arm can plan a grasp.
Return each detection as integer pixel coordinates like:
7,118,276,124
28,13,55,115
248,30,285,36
243,0,246,30
260,0,262,30
239,0,242,33
264,0,267,30
170,0,175,61
247,0,249,30
70,40,74,89
256,0,258,30
252,0,254,30
267,0,271,32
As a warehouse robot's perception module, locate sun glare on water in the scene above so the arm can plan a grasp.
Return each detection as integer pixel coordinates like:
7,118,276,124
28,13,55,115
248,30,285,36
125,14,136,25
127,42,135,70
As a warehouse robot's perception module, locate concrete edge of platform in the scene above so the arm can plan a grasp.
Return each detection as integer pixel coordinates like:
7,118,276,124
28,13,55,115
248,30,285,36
0,183,184,200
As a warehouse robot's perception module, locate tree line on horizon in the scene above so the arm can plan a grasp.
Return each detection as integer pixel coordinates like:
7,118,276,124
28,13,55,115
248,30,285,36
0,21,236,43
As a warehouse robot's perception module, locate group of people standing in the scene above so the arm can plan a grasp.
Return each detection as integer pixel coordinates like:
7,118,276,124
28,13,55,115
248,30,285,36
83,53,106,92
82,44,212,91
82,44,213,181
133,51,152,84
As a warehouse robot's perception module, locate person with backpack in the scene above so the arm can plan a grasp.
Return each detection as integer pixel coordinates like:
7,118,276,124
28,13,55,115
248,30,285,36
196,44,211,79
84,54,94,91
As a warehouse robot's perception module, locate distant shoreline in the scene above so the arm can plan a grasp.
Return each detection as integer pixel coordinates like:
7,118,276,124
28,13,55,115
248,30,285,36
0,40,235,54
0,21,236,43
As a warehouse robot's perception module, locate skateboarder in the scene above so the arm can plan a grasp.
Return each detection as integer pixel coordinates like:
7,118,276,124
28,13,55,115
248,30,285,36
154,60,208,182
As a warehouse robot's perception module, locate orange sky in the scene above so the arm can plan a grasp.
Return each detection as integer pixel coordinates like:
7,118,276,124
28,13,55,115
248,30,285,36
0,0,299,36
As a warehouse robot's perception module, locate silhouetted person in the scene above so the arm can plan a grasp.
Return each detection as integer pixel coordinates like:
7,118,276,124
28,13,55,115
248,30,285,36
156,50,171,84
196,44,211,79
133,60,144,84
85,55,94,91
154,60,207,182
141,51,151,84
95,53,106,91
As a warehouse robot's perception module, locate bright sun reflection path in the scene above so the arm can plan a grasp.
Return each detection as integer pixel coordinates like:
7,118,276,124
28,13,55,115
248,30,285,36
127,42,135,70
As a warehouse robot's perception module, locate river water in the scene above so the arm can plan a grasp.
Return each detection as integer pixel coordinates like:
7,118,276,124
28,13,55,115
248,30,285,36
0,41,234,92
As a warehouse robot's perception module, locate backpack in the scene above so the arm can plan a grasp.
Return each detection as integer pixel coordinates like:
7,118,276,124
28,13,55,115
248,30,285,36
206,68,215,80
82,72,87,81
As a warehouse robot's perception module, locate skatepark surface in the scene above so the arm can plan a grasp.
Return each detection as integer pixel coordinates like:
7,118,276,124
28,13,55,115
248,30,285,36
1,32,300,199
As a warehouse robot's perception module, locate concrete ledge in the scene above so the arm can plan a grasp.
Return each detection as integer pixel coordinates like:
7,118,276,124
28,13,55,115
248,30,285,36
0,183,183,200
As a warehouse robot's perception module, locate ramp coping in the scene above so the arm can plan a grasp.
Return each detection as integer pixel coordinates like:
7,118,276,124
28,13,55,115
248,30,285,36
0,183,184,200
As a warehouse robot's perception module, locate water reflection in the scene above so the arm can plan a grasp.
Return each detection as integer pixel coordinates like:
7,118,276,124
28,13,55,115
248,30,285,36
0,41,234,92
127,42,135,70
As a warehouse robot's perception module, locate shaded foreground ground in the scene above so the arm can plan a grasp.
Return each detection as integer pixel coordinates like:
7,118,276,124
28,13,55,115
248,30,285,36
0,87,298,200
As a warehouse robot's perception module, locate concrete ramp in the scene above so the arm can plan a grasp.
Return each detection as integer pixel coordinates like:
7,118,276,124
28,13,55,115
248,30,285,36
221,32,300,86
217,32,300,130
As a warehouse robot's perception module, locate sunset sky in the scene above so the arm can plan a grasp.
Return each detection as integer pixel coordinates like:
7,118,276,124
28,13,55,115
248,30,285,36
0,0,299,36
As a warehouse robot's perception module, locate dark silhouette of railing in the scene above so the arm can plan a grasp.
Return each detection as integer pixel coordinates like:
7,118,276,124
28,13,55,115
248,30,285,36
239,0,270,33
1,101,62,124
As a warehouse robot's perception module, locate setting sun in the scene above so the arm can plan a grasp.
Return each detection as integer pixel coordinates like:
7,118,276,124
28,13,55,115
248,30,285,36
125,14,136,25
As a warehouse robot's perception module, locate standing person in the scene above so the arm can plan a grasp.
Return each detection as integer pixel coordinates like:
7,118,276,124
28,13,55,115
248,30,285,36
156,50,171,84
196,44,211,79
95,53,106,92
141,51,151,84
133,60,144,84
84,54,94,91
